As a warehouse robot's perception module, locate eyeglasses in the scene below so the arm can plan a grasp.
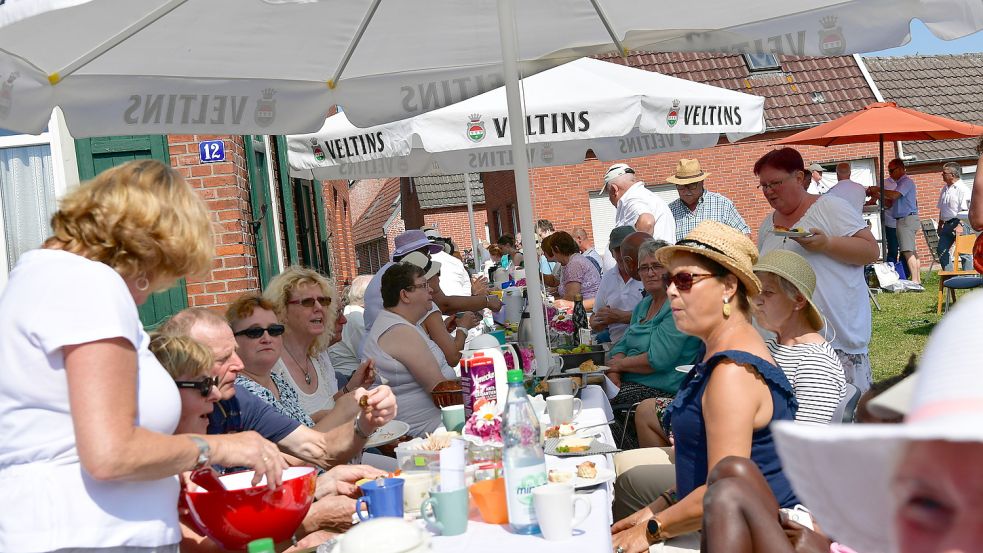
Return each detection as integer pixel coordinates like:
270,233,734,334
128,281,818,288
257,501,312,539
637,263,665,275
174,376,220,397
757,172,800,191
667,272,719,291
405,281,431,292
288,296,329,308
233,324,286,339
675,182,703,192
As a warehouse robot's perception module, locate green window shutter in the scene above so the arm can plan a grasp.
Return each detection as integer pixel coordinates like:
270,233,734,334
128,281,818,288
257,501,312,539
274,136,300,266
74,135,187,330
244,135,279,288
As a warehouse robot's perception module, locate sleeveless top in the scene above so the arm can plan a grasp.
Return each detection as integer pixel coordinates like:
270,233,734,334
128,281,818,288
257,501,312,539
662,350,799,508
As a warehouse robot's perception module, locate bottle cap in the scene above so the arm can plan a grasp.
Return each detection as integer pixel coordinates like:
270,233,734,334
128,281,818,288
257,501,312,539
506,369,523,383
247,538,275,553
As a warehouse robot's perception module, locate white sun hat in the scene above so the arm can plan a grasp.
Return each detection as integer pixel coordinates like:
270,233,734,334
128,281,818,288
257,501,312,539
772,290,983,553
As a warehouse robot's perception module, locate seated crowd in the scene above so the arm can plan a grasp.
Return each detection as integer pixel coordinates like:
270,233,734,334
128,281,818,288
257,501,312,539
1,141,979,553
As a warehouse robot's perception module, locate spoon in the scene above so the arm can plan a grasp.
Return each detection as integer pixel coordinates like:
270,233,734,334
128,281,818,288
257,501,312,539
190,467,227,493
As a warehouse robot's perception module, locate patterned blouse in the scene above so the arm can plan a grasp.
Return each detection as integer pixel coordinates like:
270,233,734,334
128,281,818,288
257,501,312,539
236,372,315,428
559,252,601,300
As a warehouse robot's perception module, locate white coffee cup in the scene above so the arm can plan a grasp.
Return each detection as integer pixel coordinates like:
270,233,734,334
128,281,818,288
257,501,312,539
400,472,432,514
547,377,575,397
532,483,591,541
546,395,582,425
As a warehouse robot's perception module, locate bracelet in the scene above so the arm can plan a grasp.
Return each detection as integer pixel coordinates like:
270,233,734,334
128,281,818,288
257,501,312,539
659,490,677,506
353,412,372,440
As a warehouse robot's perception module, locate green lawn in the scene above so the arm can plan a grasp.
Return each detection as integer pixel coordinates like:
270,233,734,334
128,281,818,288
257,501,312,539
868,271,943,383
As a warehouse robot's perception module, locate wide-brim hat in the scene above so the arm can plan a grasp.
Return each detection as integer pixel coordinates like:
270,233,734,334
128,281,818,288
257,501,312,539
401,251,441,280
867,374,916,419
393,229,442,258
665,158,711,185
655,220,761,296
773,291,983,553
752,249,824,331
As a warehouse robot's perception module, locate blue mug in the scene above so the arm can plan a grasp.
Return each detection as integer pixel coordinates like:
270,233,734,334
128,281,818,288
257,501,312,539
356,478,405,521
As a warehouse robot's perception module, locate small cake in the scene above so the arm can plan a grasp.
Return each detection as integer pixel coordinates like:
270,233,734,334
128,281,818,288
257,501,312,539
578,359,599,372
544,423,576,439
547,469,574,483
555,437,592,453
576,460,597,479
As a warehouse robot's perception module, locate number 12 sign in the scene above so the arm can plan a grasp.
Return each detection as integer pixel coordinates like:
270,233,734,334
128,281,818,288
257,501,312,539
199,140,225,163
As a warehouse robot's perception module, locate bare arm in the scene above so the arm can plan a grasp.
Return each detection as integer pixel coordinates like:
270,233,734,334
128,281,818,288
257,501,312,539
381,325,448,400
431,275,502,313
794,227,879,266
606,353,652,374
65,338,282,485
635,212,656,235
972,153,983,231
421,310,465,366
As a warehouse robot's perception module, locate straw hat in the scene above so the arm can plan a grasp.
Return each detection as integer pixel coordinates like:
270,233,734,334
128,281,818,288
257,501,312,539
655,220,761,296
773,291,983,553
752,250,824,331
665,158,711,185
401,251,441,280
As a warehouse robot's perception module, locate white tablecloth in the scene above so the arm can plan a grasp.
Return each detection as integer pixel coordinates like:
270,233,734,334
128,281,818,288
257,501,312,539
430,388,615,551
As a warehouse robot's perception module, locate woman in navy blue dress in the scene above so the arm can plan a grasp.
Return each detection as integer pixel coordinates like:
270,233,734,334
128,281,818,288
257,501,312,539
612,221,798,553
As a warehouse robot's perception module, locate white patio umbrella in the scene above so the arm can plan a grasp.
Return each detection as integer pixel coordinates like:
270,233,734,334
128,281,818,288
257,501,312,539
4,0,982,375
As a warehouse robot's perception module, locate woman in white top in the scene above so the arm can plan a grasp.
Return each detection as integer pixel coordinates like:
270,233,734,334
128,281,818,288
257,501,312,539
363,262,457,437
329,275,372,380
0,160,282,553
265,266,375,424
752,250,846,426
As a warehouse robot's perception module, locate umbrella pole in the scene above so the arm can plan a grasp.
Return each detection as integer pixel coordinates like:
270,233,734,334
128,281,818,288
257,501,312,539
878,135,887,261
464,172,482,270
497,0,552,377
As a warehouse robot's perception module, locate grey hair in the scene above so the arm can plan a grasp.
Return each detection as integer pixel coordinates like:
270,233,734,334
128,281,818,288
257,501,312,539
942,162,962,179
344,275,372,307
637,239,670,262
754,271,804,305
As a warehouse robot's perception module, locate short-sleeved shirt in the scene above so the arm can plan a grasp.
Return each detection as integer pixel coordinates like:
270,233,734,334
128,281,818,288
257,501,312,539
208,383,302,443
236,372,316,427
758,195,870,354
0,249,181,551
434,251,472,297
559,252,601,300
669,190,750,242
767,340,846,426
826,180,866,213
882,178,899,228
329,305,366,377
592,269,644,344
937,180,970,221
890,174,918,219
615,182,677,245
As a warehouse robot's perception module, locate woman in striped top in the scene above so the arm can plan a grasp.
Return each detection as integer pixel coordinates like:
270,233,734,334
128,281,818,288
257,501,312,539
752,250,846,425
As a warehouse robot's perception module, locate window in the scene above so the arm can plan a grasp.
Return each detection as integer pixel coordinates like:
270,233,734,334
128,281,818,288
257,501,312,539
0,142,56,272
743,53,781,72
494,209,503,237
508,204,518,234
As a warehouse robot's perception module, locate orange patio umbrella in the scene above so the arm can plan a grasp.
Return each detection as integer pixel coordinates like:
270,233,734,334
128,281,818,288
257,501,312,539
778,102,983,258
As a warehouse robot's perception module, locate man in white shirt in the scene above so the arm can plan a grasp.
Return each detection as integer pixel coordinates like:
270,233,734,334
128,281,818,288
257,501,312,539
826,162,867,212
422,227,474,297
936,162,971,270
603,163,676,244
806,163,833,195
590,226,644,345
572,227,616,274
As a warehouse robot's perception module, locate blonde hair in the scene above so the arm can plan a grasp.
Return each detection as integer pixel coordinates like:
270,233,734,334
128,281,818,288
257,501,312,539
263,265,337,356
47,159,213,291
343,275,372,308
149,333,214,380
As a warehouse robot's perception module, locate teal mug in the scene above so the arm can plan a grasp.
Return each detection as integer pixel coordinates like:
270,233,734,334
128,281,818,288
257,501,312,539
420,487,469,536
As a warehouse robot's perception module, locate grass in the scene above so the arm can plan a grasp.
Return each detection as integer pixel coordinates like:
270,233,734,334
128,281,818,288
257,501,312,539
868,271,944,383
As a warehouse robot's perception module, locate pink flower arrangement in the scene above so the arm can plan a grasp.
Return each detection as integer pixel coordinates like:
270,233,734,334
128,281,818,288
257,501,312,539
463,399,502,443
550,313,575,335
503,345,536,376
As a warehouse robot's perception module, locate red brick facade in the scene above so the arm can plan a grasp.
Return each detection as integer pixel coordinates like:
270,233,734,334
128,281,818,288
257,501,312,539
323,180,358,286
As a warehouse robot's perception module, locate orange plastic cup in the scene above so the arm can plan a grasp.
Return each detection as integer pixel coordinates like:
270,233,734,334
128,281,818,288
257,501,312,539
469,478,508,524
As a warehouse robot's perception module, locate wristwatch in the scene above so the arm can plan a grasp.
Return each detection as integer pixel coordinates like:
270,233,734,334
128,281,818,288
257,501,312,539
189,436,211,470
645,517,665,545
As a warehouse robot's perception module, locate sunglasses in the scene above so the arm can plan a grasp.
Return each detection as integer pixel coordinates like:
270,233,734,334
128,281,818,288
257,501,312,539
667,272,719,291
287,296,329,308
174,376,220,397
233,324,286,339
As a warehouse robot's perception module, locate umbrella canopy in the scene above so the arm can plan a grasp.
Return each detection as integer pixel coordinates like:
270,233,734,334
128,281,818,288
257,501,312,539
777,101,983,146
287,57,765,180
778,101,983,258
2,0,983,137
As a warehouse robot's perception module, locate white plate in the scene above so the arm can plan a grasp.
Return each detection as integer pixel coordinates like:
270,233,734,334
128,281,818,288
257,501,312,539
562,365,612,375
772,229,814,238
547,467,616,489
364,419,410,449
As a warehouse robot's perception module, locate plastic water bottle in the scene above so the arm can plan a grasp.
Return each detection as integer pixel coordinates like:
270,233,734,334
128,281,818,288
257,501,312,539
501,368,546,534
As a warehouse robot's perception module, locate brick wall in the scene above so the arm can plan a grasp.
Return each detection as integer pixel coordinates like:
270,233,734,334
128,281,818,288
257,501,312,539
169,135,261,311
905,159,977,265
421,206,489,252
322,180,357,286
348,178,389,221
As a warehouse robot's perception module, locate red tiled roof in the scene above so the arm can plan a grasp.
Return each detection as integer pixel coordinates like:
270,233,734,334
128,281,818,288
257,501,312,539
863,54,983,163
596,52,877,130
351,177,401,245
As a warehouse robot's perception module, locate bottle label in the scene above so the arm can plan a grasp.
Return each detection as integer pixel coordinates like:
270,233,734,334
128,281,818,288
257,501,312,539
504,463,547,525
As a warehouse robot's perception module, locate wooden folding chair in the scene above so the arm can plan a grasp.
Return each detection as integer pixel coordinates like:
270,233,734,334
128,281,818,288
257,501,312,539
937,234,982,314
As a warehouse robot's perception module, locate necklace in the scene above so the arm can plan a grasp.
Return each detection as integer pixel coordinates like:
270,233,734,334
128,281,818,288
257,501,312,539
284,344,313,386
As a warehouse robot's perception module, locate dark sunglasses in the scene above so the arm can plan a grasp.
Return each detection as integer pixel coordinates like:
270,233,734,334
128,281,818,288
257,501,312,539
174,376,220,397
667,272,719,291
287,296,329,308
233,324,286,339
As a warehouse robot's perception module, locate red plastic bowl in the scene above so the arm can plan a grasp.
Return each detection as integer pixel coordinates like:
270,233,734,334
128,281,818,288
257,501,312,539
184,466,316,550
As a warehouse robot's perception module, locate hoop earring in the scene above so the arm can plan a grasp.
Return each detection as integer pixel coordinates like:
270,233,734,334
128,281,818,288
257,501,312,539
135,274,150,292
722,296,731,318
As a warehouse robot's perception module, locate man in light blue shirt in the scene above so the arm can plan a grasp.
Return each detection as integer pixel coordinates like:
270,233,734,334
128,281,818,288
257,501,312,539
884,158,921,284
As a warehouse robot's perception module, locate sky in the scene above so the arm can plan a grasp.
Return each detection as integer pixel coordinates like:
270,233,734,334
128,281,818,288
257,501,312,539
864,20,983,56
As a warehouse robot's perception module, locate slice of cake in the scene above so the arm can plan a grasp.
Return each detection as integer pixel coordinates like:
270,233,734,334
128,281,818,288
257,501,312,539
576,460,597,479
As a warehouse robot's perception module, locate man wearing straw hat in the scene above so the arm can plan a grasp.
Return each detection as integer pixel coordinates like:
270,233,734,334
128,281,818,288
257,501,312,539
666,158,750,243
603,162,677,245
